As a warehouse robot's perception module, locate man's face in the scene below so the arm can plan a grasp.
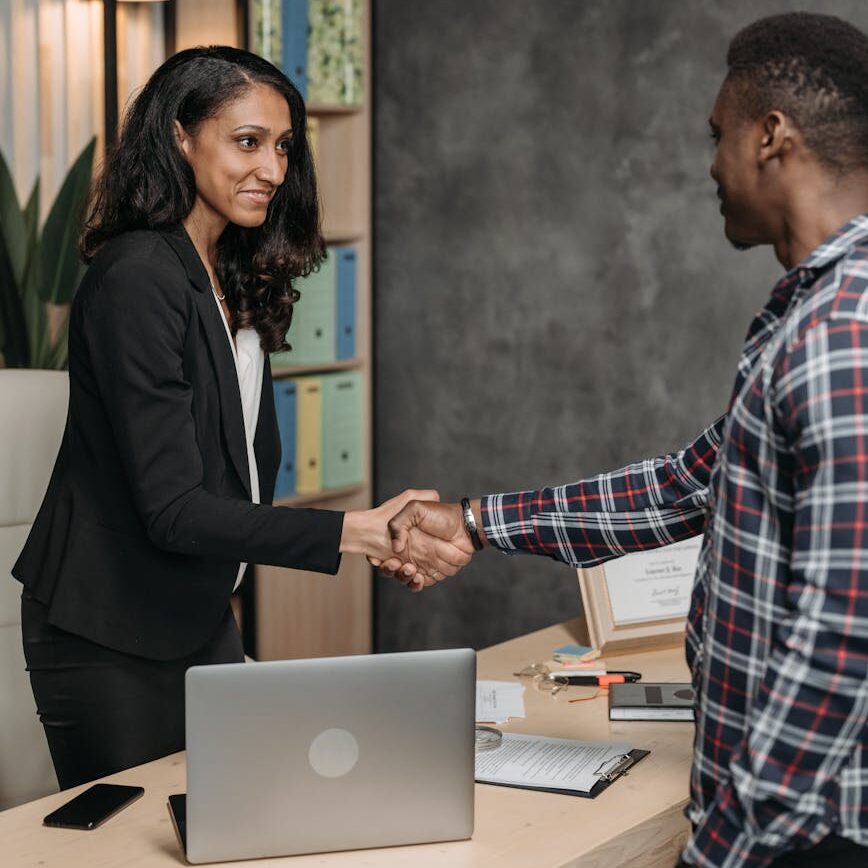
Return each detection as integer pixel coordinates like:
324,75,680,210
709,81,773,250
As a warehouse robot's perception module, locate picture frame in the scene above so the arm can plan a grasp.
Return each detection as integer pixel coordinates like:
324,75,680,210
576,538,702,656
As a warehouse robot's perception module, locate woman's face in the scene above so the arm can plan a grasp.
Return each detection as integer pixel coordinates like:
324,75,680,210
176,83,293,229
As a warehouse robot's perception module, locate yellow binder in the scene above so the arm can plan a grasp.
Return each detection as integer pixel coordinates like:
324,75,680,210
295,376,322,494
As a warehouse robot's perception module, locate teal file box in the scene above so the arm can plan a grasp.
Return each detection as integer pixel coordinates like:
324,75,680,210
272,379,297,498
273,251,336,367
321,371,364,489
282,0,309,98
335,246,356,360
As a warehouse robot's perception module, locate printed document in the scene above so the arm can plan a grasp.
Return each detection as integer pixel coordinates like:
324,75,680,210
475,733,633,793
476,680,526,723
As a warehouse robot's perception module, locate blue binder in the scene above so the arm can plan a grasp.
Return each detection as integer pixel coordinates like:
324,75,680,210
273,379,297,499
282,0,309,98
335,246,357,360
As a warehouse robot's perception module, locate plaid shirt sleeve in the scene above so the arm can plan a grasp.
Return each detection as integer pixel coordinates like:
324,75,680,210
686,319,868,867
480,415,724,567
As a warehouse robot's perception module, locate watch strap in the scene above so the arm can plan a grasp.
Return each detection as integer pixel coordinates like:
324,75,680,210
461,497,484,551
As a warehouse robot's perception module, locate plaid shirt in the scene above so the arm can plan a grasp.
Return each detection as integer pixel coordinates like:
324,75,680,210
481,216,868,868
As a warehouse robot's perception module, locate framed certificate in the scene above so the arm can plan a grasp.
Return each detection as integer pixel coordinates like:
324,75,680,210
577,536,702,655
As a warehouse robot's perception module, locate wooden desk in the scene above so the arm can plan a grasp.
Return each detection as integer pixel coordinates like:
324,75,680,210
1,619,692,867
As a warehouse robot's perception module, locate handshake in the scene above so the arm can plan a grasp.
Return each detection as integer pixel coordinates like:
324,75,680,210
342,489,482,592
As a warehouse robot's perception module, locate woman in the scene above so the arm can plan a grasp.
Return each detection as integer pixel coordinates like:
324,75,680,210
13,46,468,790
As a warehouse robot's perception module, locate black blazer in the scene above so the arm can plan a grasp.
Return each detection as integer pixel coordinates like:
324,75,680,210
13,226,343,660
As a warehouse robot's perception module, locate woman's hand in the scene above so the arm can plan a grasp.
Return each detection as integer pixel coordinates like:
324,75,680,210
371,501,477,592
341,490,472,590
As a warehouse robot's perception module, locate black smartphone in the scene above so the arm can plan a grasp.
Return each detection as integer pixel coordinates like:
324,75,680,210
43,783,144,830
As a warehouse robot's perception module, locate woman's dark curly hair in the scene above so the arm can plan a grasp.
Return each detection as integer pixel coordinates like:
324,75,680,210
80,45,324,352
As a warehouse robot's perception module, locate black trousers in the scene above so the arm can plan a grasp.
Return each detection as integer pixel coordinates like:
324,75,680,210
768,833,868,866
678,832,867,867
21,590,244,790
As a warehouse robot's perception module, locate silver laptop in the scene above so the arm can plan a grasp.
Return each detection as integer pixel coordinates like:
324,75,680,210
174,648,476,863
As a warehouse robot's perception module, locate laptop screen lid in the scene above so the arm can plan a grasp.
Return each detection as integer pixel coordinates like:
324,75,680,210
184,648,476,863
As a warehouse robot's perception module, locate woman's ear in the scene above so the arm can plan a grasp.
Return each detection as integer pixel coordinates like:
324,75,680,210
174,120,191,158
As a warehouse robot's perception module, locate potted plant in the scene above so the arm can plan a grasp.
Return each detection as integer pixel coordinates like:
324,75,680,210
0,139,95,369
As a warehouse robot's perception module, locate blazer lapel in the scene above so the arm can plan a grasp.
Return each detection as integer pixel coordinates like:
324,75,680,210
161,226,251,499
255,359,280,504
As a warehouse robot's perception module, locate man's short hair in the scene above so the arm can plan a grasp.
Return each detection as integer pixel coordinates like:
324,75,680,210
726,12,868,175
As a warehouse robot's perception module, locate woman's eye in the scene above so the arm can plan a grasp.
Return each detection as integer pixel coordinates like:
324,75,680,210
238,136,258,149
277,138,291,154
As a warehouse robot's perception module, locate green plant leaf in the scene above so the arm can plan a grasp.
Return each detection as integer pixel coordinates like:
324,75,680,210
0,147,28,286
45,311,70,370
21,179,40,291
36,137,95,304
19,260,46,367
24,179,39,239
0,228,29,367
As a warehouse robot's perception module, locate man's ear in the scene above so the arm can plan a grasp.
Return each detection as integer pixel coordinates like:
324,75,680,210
174,120,191,158
759,110,796,163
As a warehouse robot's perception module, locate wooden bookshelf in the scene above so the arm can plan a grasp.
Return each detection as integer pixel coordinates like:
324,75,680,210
306,103,364,116
323,227,367,244
175,0,373,662
274,483,366,509
270,358,363,377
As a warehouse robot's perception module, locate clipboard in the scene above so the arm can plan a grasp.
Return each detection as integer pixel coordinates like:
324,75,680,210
476,748,650,799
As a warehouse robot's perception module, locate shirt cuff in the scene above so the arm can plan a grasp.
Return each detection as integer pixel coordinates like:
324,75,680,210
480,492,535,556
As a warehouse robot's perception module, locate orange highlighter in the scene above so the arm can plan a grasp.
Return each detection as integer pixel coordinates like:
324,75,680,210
562,671,641,686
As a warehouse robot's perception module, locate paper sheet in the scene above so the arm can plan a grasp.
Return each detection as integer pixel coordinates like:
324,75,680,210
476,680,526,723
475,733,633,793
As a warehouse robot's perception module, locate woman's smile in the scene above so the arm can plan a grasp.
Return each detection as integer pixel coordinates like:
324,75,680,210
238,186,275,207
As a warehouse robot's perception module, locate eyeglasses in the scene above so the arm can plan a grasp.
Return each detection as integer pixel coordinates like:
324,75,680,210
512,663,606,703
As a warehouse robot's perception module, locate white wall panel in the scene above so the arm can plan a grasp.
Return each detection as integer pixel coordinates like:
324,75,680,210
2,0,165,213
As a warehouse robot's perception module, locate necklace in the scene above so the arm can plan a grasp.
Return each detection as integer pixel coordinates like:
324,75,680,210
209,279,226,301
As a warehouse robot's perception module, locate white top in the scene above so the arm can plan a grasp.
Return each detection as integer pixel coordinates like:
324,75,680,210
212,291,265,591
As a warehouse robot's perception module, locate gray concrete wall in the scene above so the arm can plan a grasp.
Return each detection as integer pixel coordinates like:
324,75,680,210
373,0,868,651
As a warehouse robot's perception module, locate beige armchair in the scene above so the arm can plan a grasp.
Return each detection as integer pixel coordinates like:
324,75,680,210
0,370,67,809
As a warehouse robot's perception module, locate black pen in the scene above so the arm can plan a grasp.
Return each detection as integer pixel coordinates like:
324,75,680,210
562,671,642,685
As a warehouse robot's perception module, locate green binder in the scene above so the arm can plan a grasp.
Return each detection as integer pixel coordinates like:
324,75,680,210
273,254,337,366
321,371,364,489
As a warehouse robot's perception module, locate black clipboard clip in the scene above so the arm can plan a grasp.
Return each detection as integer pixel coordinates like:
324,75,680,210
594,753,635,782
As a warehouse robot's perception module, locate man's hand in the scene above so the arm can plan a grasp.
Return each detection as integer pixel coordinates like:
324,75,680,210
371,501,477,591
345,492,472,591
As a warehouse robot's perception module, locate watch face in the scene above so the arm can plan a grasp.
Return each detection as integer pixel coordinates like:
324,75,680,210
461,499,483,550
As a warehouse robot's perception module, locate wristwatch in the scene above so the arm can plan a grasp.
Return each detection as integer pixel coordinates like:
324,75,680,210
461,498,484,551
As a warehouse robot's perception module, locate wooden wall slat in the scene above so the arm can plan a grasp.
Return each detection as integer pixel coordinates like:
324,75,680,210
6,0,41,206
3,0,164,213
37,0,66,217
86,0,105,169
175,0,240,51
63,0,98,166
118,4,165,133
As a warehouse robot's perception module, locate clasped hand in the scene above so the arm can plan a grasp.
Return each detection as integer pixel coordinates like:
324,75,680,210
345,494,478,591
371,499,476,592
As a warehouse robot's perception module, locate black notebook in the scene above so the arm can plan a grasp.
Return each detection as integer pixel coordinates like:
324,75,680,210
608,682,695,721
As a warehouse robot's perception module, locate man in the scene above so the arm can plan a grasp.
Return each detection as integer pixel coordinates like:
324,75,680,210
380,13,868,868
